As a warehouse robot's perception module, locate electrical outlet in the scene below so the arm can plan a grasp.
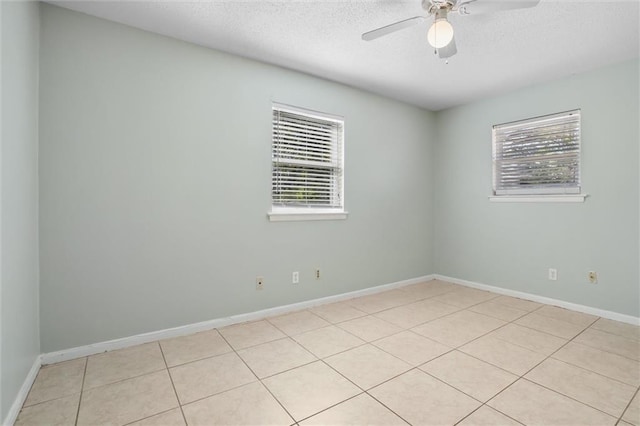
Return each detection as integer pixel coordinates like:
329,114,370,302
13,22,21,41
588,271,598,284
315,268,321,280
548,268,557,281
256,276,264,290
292,271,299,284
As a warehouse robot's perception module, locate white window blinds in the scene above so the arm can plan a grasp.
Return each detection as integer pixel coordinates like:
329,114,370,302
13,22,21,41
272,104,344,209
492,110,581,195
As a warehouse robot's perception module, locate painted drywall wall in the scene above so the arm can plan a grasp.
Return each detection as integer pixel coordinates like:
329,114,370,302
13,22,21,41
1,0,41,420
38,4,435,352
434,59,639,317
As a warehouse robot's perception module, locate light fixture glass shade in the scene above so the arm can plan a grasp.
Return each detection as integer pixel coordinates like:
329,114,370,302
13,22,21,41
427,19,454,48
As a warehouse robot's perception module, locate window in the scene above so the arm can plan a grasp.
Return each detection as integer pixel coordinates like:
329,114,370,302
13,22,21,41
492,109,584,201
269,103,346,221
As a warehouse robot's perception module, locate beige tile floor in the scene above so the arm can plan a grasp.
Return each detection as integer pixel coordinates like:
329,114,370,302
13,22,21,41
15,280,640,426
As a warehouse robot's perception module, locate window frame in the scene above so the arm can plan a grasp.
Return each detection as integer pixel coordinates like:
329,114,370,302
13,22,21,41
268,103,347,222
490,109,587,203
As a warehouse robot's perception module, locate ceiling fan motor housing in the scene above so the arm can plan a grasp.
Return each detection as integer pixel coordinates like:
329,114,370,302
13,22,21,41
422,0,456,14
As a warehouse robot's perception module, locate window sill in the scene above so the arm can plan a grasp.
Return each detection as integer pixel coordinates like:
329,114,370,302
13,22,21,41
489,194,588,203
267,210,349,222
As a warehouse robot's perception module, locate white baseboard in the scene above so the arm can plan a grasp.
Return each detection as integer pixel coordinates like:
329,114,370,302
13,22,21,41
40,274,434,365
38,272,640,365
435,274,640,326
13,272,639,426
3,355,41,426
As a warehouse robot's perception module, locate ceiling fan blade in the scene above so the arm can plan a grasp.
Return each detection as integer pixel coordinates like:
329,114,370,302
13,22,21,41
457,0,540,15
438,37,457,58
362,16,425,41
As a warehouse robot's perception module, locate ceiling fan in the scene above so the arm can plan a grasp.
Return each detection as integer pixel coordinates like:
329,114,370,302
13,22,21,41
362,0,540,59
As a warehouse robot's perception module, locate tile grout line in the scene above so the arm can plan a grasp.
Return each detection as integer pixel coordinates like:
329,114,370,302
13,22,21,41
163,331,315,409
345,286,460,315
180,304,609,380
317,356,415,426
360,391,413,426
486,306,587,378
217,329,299,425
446,302,620,379
516,317,638,414
294,310,409,353
290,326,369,356
155,334,269,409
544,330,640,373
493,314,640,368
174,378,266,409
352,295,535,425
478,319,617,423
418,366,504,405
370,334,456,368
432,308,538,376
546,356,638,388
615,385,639,425
251,358,320,382
292,392,371,425
519,377,624,420
278,320,434,382
226,319,365,385
407,302,542,423
311,304,369,321
21,282,638,425
452,403,525,426
288,319,419,425
512,313,599,339
121,407,183,426
450,358,554,421
74,366,168,393
17,392,79,410
268,289,634,425
262,314,370,360
365,289,540,336
416,300,612,424
19,358,91,410
315,295,455,335
157,341,189,426
320,302,463,366
360,393,412,426
316,291,524,421
590,320,640,343
269,286,619,423
73,356,89,426
264,311,331,336
568,340,640,364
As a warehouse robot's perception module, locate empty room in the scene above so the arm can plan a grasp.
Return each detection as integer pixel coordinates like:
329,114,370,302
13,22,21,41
1,0,639,425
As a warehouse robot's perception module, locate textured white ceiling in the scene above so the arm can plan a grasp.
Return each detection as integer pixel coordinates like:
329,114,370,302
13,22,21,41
50,0,640,110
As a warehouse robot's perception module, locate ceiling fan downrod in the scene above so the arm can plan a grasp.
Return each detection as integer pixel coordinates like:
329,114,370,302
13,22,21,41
422,0,455,15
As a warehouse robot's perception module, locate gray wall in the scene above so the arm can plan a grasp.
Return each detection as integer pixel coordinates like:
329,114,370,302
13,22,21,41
1,1,41,421
38,4,436,352
36,3,639,357
433,59,639,317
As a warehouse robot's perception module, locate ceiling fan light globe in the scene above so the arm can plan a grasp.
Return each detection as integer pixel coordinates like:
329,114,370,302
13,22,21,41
427,19,454,48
